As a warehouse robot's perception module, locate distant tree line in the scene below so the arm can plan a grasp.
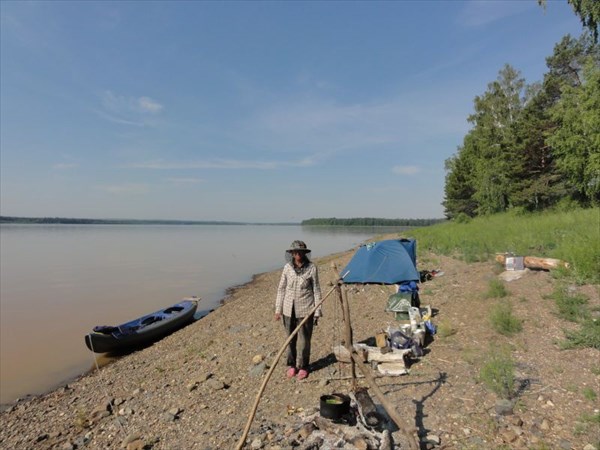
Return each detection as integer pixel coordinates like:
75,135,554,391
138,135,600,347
301,218,445,226
443,32,599,219
0,216,264,225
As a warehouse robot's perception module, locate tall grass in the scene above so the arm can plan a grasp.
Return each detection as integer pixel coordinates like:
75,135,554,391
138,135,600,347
407,208,599,284
561,319,600,350
485,279,509,299
547,286,590,322
479,344,516,399
489,301,523,336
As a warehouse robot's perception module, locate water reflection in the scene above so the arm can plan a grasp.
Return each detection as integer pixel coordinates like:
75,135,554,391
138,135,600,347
0,224,390,404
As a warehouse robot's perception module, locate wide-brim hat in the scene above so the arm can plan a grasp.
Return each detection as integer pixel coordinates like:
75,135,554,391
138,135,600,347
286,240,311,253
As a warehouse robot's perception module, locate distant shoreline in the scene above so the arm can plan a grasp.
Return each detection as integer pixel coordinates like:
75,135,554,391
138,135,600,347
0,216,298,226
1,215,444,226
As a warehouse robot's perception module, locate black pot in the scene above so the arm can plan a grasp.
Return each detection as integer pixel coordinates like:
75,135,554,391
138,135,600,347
320,393,350,419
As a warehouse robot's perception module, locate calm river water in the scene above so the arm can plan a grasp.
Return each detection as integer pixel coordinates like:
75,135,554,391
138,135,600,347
0,224,402,404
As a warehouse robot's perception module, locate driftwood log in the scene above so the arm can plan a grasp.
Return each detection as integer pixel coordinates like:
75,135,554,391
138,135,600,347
354,387,384,428
495,254,570,270
349,350,419,450
524,256,570,270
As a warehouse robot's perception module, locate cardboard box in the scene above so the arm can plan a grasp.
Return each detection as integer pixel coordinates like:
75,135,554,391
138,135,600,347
375,332,387,348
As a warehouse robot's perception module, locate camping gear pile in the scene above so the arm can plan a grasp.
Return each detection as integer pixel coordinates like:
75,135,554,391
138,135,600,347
337,239,436,374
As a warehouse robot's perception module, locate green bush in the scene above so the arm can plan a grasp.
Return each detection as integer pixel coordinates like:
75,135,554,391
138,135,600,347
485,279,509,299
454,212,472,224
582,387,597,401
490,301,523,335
560,319,600,350
548,287,590,322
437,320,457,338
479,345,516,399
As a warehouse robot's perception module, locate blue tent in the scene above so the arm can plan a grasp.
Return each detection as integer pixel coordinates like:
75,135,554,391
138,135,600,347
340,239,419,284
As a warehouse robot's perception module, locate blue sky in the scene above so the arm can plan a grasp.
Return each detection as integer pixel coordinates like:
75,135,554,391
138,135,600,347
0,1,583,222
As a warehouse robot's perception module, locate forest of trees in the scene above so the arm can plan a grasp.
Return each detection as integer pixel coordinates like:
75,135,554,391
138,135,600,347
443,32,599,219
301,218,444,226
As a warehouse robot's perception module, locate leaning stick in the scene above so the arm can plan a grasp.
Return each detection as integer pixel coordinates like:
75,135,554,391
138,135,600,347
235,279,343,450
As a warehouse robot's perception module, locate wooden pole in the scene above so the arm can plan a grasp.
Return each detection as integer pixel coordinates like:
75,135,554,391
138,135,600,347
339,283,357,390
331,263,355,388
235,282,339,450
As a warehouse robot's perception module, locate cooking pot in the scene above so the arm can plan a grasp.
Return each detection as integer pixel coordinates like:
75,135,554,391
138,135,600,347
319,393,350,419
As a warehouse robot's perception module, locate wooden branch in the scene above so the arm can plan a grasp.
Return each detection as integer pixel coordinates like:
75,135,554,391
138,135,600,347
235,283,339,450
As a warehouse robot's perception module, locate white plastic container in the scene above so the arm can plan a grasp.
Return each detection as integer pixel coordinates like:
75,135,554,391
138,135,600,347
412,329,425,347
505,256,524,271
409,307,421,332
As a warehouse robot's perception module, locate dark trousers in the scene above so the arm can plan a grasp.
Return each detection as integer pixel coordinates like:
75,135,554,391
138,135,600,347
283,308,314,370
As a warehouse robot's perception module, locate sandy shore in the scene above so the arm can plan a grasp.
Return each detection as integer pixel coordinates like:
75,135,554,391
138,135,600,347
1,245,598,450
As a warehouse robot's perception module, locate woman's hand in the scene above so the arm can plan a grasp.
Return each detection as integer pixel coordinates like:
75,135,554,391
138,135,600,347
274,313,281,321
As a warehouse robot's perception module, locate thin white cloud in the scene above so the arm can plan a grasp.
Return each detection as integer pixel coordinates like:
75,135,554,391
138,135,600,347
457,0,535,27
138,96,163,113
392,165,420,175
164,177,206,184
96,91,163,126
92,109,146,127
129,157,316,170
241,93,467,157
102,91,163,114
52,163,78,170
96,183,149,194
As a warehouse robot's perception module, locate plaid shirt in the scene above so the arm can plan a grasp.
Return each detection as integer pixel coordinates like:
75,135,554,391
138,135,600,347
275,261,322,318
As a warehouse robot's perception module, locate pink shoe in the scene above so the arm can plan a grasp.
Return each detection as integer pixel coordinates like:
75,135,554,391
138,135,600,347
297,369,309,380
286,367,297,378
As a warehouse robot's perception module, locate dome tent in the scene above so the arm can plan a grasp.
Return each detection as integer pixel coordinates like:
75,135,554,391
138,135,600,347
340,239,419,285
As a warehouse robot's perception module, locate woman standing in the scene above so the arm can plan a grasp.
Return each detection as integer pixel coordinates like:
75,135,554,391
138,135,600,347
274,240,322,380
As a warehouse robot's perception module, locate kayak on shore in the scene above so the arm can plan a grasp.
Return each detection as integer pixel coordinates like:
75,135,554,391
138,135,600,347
84,297,199,353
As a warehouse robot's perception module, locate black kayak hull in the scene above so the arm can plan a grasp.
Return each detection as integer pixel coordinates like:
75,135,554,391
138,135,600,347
85,298,198,353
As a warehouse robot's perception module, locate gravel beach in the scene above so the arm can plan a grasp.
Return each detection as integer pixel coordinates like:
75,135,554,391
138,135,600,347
1,244,598,450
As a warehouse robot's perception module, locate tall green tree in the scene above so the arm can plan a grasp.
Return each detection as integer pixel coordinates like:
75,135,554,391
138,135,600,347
547,58,600,204
443,35,600,218
469,65,526,215
511,82,568,210
502,34,598,210
443,65,527,217
442,144,478,218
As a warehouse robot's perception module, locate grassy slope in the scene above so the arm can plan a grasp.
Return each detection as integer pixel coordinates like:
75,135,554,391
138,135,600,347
405,207,599,284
